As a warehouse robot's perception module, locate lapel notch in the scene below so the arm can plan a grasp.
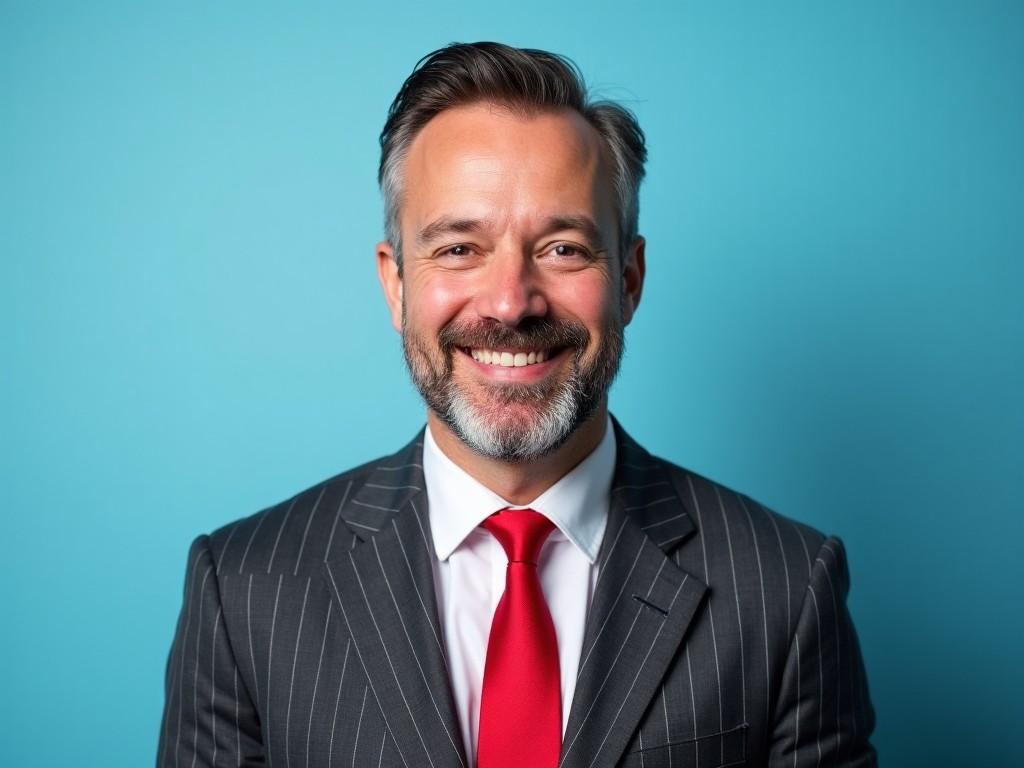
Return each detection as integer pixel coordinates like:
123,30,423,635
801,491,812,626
323,435,467,768
559,422,708,768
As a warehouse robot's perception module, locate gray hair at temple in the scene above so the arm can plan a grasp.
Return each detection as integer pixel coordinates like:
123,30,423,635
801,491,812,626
378,41,648,270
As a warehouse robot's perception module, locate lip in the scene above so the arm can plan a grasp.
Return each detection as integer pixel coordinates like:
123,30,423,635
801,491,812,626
458,346,568,382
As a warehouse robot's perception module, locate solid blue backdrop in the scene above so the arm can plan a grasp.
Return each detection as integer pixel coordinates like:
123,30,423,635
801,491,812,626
2,1,1021,765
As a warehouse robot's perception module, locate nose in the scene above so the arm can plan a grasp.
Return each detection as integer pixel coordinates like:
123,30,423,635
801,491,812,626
473,252,549,326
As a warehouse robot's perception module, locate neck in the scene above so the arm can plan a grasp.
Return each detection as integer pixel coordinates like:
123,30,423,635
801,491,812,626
426,404,610,506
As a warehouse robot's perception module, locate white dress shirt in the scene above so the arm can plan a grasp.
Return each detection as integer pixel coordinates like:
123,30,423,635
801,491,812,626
423,417,616,765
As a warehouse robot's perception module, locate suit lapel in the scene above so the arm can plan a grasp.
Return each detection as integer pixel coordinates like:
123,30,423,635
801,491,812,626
323,435,467,768
560,422,708,768
319,422,705,768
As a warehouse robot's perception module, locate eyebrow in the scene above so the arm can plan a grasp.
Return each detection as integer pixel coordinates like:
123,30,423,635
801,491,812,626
416,217,488,247
415,214,607,250
544,215,606,250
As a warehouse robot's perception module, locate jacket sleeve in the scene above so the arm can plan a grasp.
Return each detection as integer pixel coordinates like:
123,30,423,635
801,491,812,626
770,536,877,767
157,535,265,767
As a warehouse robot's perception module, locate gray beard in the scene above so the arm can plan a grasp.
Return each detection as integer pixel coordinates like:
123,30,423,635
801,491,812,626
401,315,624,463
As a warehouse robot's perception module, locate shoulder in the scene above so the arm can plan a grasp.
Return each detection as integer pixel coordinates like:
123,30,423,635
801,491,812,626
642,453,850,644
204,437,422,577
647,450,831,588
613,419,830,578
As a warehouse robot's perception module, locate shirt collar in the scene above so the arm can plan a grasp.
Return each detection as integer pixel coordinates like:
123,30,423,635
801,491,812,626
423,415,615,564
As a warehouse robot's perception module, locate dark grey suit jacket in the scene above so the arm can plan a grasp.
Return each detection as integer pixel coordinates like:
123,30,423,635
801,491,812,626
158,420,876,767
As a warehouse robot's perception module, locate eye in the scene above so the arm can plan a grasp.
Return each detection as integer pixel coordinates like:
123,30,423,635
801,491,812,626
543,242,593,261
434,243,479,263
443,244,471,257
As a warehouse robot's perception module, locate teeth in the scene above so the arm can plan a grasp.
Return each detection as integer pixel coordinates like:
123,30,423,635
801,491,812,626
469,348,552,368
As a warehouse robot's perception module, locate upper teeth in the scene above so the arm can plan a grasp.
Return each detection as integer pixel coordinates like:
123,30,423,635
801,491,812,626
470,349,548,367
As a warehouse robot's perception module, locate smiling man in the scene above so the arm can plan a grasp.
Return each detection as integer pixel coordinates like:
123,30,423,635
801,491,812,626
159,43,876,768
380,101,638,496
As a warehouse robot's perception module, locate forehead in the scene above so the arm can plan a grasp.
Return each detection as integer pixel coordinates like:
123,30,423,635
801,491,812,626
401,102,616,232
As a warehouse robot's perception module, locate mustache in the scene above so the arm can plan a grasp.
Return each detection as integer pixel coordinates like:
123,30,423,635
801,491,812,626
437,318,590,354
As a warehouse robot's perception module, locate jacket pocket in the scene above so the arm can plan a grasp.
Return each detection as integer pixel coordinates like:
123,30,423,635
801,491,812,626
618,723,747,768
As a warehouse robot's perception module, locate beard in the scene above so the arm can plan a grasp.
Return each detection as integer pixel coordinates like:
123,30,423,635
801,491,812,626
401,311,624,463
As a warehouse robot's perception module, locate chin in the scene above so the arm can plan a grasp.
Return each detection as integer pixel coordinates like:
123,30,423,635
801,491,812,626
439,382,587,463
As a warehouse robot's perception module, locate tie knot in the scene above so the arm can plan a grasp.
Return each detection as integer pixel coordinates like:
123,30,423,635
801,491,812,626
481,508,555,565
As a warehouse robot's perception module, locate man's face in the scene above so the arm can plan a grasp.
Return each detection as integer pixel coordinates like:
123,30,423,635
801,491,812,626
377,102,644,461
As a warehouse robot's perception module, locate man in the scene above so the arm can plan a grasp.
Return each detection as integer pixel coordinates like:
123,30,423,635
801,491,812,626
159,42,876,767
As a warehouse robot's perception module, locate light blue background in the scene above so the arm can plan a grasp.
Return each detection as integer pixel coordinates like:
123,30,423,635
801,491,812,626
2,2,1021,765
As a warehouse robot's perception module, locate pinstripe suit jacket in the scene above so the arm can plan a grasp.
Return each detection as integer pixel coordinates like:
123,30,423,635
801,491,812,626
159,420,876,767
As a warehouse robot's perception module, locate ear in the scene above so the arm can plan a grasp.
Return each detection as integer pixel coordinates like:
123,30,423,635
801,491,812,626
621,235,645,325
376,241,403,333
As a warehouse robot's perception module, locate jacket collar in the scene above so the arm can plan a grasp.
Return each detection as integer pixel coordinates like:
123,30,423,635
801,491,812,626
337,416,697,552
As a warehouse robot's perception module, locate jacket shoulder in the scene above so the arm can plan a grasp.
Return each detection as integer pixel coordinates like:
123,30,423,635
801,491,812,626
652,454,829,583
205,450,408,577
613,418,828,563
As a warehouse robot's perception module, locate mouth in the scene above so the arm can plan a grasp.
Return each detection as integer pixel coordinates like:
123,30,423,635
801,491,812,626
460,346,566,368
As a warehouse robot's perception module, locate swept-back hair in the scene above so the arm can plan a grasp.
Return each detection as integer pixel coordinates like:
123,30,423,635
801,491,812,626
378,41,647,266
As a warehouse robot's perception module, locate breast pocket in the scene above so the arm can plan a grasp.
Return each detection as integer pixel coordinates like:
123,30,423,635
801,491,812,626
618,723,747,768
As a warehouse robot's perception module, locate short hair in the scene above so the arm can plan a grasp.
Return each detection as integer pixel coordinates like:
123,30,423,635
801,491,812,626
378,41,647,267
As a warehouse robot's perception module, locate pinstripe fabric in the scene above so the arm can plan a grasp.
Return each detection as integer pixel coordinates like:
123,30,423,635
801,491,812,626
159,419,875,767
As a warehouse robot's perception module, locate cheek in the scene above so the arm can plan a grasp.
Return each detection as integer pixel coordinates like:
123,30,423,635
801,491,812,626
405,272,471,330
547,274,618,329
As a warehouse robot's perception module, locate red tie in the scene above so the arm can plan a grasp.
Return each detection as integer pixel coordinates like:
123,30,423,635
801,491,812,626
477,508,561,768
